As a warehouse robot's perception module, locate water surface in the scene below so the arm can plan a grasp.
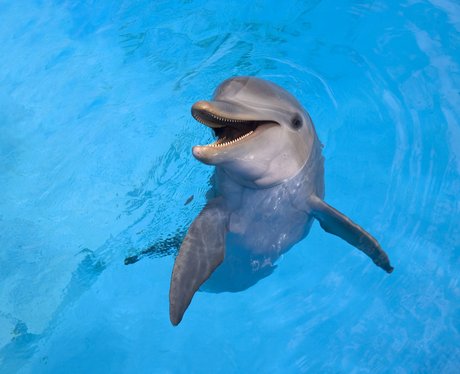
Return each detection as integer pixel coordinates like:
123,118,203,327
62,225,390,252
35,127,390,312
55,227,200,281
0,1,459,373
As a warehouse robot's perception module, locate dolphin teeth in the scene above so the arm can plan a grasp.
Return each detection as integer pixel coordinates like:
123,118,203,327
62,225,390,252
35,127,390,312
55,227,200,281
208,112,246,124
206,130,254,148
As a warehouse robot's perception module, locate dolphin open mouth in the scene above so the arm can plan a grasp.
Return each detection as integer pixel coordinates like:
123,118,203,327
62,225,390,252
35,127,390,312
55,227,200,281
191,101,274,148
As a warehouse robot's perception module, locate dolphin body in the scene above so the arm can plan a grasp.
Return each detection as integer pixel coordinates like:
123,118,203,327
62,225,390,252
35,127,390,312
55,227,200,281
169,77,393,326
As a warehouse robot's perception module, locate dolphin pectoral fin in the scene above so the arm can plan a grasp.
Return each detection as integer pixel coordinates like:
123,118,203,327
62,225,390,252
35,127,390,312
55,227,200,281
169,197,229,326
308,195,394,273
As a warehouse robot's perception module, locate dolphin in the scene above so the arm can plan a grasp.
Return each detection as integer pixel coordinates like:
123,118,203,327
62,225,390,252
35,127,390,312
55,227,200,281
169,76,393,326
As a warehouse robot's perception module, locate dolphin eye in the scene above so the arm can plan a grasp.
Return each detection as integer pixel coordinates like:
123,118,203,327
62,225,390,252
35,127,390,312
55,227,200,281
291,115,302,129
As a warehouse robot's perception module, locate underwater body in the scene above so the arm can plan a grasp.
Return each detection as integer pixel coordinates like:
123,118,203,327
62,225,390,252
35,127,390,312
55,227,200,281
1,1,459,373
170,77,393,325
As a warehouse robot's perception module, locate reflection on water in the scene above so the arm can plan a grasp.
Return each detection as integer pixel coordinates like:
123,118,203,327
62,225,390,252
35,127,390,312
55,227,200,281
0,0,459,372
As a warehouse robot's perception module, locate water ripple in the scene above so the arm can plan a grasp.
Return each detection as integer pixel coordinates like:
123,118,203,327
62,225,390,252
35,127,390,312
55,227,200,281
0,0,459,373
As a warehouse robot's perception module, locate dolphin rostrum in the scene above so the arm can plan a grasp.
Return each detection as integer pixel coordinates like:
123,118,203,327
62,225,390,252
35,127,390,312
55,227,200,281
169,76,393,326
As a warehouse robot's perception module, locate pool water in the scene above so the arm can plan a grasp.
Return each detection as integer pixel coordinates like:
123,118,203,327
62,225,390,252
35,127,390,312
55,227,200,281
1,1,459,373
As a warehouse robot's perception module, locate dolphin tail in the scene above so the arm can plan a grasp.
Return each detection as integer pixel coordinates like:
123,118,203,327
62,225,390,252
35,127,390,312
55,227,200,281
307,195,393,273
169,197,229,326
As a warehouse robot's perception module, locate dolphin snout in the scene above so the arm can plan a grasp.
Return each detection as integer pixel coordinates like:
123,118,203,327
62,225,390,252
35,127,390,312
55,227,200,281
192,146,202,159
192,100,211,111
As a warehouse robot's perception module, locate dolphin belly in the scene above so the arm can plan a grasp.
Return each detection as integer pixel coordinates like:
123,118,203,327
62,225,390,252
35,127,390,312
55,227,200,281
201,176,313,293
227,206,311,256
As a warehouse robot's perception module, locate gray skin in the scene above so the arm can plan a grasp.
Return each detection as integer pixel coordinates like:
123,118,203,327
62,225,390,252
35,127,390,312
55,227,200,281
169,77,393,326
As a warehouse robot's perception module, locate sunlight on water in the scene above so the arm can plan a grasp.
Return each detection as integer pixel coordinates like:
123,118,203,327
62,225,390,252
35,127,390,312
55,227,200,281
0,1,459,373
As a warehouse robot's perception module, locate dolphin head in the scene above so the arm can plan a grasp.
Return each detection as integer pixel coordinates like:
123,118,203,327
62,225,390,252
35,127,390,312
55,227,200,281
191,77,318,188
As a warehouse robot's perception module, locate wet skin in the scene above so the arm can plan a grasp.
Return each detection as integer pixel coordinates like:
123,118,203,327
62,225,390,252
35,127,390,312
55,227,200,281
169,77,393,326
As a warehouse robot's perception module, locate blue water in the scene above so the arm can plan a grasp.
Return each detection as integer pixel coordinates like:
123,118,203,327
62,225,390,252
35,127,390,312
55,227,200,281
1,1,459,373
